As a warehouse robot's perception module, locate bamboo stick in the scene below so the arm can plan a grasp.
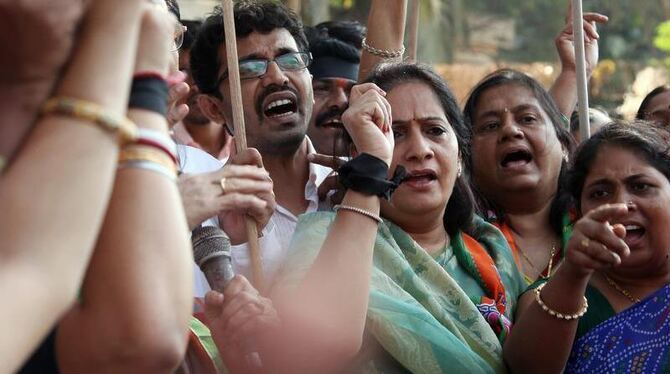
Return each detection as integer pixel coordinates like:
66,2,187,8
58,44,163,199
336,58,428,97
221,0,265,293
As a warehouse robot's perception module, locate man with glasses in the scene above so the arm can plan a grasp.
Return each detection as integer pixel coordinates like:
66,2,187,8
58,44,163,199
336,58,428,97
189,1,332,288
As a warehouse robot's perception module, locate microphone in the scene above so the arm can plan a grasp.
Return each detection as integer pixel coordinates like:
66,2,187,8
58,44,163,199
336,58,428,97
191,225,263,369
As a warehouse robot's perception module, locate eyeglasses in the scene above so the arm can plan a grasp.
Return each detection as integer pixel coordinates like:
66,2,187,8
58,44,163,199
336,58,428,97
217,52,312,84
172,23,187,52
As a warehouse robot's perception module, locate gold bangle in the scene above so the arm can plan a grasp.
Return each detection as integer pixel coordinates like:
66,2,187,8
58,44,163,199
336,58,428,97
534,283,588,321
42,97,138,144
333,204,382,224
361,37,405,59
119,145,177,175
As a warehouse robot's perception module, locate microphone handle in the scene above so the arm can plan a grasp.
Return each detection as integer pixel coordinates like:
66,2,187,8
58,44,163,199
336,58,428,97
200,255,263,370
200,255,235,293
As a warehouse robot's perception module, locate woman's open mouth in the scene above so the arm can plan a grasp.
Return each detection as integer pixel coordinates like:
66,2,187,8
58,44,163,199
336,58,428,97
623,223,646,248
403,170,438,189
500,149,533,169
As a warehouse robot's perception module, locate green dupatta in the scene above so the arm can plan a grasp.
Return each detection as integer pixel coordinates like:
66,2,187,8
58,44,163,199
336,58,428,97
273,213,524,374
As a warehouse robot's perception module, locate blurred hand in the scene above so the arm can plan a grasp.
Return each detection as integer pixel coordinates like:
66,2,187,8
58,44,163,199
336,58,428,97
217,149,276,245
167,78,190,126
134,4,177,76
556,1,608,76
0,0,85,160
341,83,394,166
564,203,630,278
204,276,280,364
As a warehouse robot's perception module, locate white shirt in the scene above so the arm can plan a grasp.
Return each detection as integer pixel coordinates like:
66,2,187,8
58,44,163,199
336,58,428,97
180,140,332,297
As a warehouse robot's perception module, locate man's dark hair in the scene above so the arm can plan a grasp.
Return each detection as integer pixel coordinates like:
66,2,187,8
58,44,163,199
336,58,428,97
181,20,202,51
569,119,670,211
636,85,670,120
364,62,475,235
462,69,575,236
165,0,180,20
306,21,365,64
190,1,307,96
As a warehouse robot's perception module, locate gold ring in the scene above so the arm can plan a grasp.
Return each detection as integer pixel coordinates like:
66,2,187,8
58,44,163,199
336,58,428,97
581,238,590,249
219,177,227,194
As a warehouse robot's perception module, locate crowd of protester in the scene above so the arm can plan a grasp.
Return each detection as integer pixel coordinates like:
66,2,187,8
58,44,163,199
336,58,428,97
3,0,670,373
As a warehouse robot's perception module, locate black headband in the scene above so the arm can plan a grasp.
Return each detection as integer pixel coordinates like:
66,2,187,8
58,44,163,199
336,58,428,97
309,56,359,81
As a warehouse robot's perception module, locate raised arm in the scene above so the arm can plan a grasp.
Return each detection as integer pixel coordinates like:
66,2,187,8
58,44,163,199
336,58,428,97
0,0,144,371
504,204,629,373
548,1,608,119
56,5,192,373
358,0,408,81
203,83,393,372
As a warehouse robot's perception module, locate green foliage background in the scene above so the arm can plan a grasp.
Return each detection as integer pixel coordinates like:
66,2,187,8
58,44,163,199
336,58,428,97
318,0,669,63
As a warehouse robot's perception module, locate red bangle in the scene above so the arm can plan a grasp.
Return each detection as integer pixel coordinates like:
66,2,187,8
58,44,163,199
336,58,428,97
136,138,178,164
133,71,166,81
129,128,178,166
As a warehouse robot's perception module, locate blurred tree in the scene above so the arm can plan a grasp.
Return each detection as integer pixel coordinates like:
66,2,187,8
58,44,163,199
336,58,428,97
289,0,668,65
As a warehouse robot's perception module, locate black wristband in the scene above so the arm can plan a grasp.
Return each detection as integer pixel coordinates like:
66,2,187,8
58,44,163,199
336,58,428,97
338,153,407,200
129,76,169,116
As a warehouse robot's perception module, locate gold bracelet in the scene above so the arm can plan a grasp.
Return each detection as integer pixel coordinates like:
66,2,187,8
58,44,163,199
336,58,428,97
361,37,405,59
119,145,178,176
534,283,588,321
333,204,382,224
42,97,138,144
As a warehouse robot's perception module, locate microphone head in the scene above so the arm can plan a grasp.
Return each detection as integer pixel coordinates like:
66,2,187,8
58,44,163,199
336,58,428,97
191,225,232,268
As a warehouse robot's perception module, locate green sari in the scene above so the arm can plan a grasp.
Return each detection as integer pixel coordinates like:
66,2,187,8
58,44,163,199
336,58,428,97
274,212,525,373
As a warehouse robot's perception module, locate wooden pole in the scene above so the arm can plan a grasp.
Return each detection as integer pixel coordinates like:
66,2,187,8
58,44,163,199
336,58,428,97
286,0,301,14
407,0,420,62
221,0,265,293
572,0,591,140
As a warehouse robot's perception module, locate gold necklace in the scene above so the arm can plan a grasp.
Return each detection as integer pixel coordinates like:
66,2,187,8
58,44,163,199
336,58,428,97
518,243,557,278
604,274,641,304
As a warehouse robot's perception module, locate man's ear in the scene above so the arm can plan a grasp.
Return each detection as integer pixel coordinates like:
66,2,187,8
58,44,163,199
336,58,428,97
198,94,227,124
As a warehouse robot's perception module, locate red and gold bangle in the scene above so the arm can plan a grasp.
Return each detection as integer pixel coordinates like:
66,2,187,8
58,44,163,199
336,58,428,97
41,97,138,144
135,128,178,164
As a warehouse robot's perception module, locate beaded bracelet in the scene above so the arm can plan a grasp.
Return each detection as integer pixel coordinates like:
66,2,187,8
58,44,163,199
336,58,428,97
42,97,138,144
136,128,178,164
534,283,588,321
334,204,383,224
362,37,405,59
